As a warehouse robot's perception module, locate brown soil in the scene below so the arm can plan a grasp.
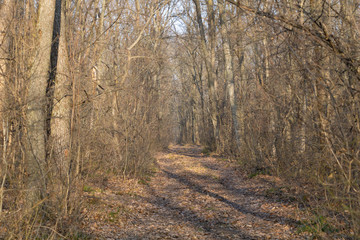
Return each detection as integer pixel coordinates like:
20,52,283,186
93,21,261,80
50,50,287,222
80,145,309,239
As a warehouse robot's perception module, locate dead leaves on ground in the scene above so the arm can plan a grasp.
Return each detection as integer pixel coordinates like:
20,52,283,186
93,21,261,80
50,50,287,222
80,145,311,239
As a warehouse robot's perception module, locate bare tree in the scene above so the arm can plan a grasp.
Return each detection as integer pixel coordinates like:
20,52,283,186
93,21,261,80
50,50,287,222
0,0,14,215
192,0,219,150
218,0,240,152
50,0,72,215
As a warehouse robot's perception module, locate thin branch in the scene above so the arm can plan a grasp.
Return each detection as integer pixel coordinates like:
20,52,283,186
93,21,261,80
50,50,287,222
225,0,360,80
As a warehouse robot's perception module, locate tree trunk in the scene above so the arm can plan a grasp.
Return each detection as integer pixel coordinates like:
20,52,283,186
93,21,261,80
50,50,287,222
26,0,56,205
96,0,107,82
218,0,241,152
90,0,107,128
50,0,72,215
0,0,14,214
0,0,13,115
193,0,219,150
310,0,330,148
298,0,307,154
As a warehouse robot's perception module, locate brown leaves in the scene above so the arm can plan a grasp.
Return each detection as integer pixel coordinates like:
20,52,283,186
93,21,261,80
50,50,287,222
79,145,307,239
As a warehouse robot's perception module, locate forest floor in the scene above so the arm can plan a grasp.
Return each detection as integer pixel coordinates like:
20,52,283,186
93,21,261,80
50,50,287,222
80,145,312,239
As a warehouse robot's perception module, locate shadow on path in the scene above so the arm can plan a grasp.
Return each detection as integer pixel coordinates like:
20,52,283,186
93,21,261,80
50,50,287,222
144,186,258,240
162,170,300,227
166,146,205,159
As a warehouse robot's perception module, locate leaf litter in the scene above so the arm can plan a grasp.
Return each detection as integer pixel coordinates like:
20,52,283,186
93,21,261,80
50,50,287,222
80,145,311,239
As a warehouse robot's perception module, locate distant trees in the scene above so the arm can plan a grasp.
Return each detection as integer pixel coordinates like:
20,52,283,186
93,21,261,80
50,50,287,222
173,0,359,235
192,0,220,150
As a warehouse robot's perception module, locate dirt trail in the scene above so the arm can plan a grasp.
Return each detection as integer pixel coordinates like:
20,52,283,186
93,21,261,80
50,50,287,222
81,145,308,239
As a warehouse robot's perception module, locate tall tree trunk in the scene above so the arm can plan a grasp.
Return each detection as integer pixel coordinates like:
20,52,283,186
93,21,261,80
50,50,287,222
234,8,245,143
50,0,72,215
218,0,241,152
90,0,107,128
193,0,219,150
310,0,330,148
263,36,277,157
0,0,14,214
96,0,107,83
298,0,307,154
26,0,56,206
0,0,13,115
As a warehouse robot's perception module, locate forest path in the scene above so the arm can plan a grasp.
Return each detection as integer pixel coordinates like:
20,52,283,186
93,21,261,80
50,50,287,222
81,145,308,239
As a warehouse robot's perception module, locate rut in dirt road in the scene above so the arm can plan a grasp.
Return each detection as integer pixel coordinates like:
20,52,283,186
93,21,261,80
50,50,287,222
81,145,307,239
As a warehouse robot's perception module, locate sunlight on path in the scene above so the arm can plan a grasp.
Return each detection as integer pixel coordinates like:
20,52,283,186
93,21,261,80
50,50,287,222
81,145,308,239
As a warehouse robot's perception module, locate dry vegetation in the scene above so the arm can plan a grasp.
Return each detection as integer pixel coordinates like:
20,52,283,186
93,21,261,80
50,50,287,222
80,145,312,239
0,0,359,239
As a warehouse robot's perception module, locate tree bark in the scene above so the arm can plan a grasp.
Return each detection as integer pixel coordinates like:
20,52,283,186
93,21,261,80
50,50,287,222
0,0,14,215
218,0,241,152
50,0,72,214
298,0,307,154
26,0,56,205
90,0,107,128
0,0,13,115
310,0,330,148
193,0,219,150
